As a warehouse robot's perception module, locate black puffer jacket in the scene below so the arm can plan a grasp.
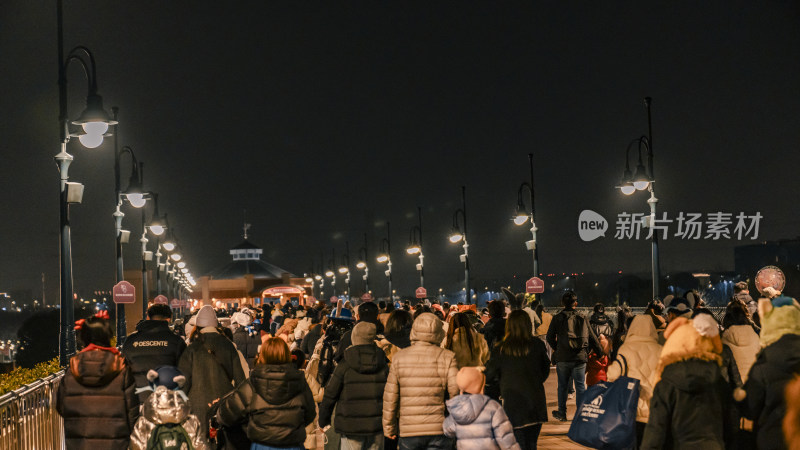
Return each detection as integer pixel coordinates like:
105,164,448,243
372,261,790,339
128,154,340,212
641,359,730,449
55,347,139,450
217,363,315,447
589,312,614,339
480,317,506,350
232,327,261,368
319,344,389,435
484,339,550,427
738,334,800,450
121,320,187,402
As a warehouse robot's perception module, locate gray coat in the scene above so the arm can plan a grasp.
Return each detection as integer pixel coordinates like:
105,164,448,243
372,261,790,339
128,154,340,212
443,394,520,450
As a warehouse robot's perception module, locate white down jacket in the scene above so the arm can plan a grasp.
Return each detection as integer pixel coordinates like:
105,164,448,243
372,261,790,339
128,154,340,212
607,315,662,424
721,324,760,382
383,313,459,438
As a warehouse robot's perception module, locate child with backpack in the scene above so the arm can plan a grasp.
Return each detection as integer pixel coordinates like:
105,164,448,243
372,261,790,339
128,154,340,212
443,367,521,450
129,366,210,450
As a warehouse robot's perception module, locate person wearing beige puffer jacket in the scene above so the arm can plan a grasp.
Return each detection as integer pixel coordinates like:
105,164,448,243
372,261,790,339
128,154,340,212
383,312,459,449
606,314,662,446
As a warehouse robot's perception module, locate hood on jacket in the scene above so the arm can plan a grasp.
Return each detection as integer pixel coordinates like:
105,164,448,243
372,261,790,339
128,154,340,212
70,348,125,387
445,394,492,425
410,312,445,345
654,317,722,383
250,363,307,405
626,315,659,342
135,319,172,333
142,385,191,425
343,344,387,374
661,358,721,393
722,324,759,347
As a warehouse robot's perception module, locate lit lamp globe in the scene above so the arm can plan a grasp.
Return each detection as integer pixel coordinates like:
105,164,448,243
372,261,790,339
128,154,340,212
177,261,186,268
513,214,529,226
620,183,636,195
449,232,463,243
126,193,147,208
406,245,420,255
338,267,349,274
149,224,165,236
377,255,388,263
325,270,334,277
356,262,366,269
162,242,175,251
78,132,104,148
170,253,182,262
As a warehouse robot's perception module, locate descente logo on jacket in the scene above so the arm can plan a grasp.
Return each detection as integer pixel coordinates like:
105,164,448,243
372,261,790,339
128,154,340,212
132,340,170,347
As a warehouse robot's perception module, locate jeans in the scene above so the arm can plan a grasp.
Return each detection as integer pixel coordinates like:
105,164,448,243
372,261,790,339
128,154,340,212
341,434,384,450
250,443,303,450
514,424,543,450
398,434,453,450
556,361,586,415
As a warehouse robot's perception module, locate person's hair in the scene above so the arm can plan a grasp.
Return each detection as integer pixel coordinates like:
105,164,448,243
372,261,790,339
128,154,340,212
378,301,387,310
257,337,291,365
561,291,577,308
291,349,306,369
734,281,749,294
498,310,534,357
384,301,395,314
593,303,605,314
487,300,505,319
722,302,752,329
534,302,544,320
147,304,172,320
385,309,413,336
220,326,234,341
646,300,664,316
357,301,379,322
444,313,476,357
79,316,112,348
412,306,432,321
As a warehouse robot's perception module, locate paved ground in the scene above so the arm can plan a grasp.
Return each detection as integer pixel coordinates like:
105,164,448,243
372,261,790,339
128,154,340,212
539,366,591,449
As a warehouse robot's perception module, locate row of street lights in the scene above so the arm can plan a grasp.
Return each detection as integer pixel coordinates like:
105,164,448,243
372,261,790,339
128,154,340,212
55,0,195,363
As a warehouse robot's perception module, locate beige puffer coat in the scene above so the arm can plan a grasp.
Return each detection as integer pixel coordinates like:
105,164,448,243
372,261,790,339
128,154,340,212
383,313,459,437
607,315,662,424
722,324,760,383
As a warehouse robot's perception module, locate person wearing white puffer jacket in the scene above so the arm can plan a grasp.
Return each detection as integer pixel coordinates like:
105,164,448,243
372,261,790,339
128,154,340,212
721,301,760,383
606,314,663,446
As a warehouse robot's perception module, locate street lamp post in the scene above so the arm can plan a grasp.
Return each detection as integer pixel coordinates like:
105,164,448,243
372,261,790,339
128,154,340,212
514,153,539,278
56,0,117,364
377,222,393,301
326,249,337,298
449,186,470,303
357,233,370,296
406,207,424,288
616,97,660,300
339,241,351,300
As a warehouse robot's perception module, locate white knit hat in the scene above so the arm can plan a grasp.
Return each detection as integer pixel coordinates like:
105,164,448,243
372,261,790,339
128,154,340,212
195,305,219,328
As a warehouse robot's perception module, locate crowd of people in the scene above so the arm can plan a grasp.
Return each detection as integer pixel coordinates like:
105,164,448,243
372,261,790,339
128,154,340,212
53,279,800,450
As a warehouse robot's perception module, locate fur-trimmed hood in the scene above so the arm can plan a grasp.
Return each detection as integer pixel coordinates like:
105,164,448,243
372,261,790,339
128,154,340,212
654,317,722,384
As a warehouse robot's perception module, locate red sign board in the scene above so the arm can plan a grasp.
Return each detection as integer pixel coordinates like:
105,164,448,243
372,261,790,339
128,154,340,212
170,298,180,308
361,293,374,302
112,281,136,304
526,277,545,294
153,295,168,305
415,287,427,299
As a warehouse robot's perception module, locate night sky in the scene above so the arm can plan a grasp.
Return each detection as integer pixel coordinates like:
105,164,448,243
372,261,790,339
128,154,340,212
2,1,799,302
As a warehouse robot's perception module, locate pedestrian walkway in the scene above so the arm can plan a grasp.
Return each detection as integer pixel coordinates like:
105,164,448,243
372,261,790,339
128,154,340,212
539,366,591,449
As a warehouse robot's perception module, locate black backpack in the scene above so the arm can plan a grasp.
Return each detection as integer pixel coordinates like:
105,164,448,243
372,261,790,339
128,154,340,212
146,422,193,450
565,312,587,351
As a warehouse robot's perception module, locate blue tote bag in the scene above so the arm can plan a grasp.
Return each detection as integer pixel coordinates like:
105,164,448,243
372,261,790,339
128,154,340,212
567,355,640,450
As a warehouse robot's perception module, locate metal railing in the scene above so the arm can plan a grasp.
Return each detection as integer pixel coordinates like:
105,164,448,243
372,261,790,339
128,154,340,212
543,306,727,326
0,369,65,450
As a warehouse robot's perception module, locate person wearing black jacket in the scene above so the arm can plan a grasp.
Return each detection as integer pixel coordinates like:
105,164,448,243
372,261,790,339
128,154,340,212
217,337,316,449
122,304,187,402
480,300,507,350
334,301,384,362
319,322,390,449
546,291,588,421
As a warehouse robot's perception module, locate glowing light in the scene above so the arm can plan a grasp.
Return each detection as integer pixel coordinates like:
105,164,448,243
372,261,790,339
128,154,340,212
78,132,103,148
126,193,146,208
449,233,463,243
162,242,175,251
82,122,109,135
513,215,529,226
620,185,636,195
170,253,182,261
377,255,388,263
356,262,366,269
406,246,420,255
177,262,186,268
633,180,650,190
149,225,165,235
325,271,334,277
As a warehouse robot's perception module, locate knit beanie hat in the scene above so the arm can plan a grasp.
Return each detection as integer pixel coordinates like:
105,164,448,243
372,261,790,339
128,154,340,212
352,322,377,346
456,367,485,394
758,295,800,348
195,305,218,328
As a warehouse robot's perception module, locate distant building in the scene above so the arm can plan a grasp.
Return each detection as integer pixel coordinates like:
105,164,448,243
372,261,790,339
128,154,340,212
735,238,800,275
197,237,312,308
